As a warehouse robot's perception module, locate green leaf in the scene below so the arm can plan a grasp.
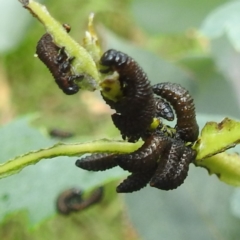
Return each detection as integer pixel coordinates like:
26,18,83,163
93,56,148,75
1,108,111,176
193,117,240,186
0,183,126,240
200,1,240,51
0,117,129,225
194,118,240,160
19,0,100,90
0,211,31,239
131,0,227,34
231,189,240,219
124,113,240,239
178,54,240,117
196,152,240,186
0,115,240,228
207,37,240,116
124,166,240,240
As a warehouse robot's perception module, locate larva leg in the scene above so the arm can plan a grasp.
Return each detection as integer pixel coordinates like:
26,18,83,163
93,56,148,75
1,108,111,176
55,47,66,64
59,56,75,73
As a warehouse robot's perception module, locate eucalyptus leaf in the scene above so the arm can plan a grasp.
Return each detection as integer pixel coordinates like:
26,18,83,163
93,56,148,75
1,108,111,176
0,117,127,225
0,0,31,53
124,114,240,240
124,166,240,240
178,55,240,118
200,0,240,51
0,184,125,240
209,36,240,110
131,0,227,34
197,152,240,186
231,188,240,219
194,118,240,160
1,113,240,226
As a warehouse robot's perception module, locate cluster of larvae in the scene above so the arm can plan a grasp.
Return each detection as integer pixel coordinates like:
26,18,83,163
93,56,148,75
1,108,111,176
36,28,199,195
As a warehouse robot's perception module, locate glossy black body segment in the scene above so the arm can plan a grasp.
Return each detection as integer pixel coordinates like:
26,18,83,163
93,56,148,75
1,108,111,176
36,33,81,95
117,170,155,193
150,142,196,190
115,133,170,172
100,49,155,142
76,153,118,171
152,82,199,142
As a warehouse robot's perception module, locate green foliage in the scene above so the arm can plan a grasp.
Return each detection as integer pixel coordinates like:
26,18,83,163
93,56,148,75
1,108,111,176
201,1,240,51
131,0,227,34
1,115,240,188
1,0,240,239
0,117,127,225
125,166,240,240
0,183,128,240
194,118,240,160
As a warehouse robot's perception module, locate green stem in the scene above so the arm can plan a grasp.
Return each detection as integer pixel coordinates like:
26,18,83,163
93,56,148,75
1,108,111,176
0,139,142,179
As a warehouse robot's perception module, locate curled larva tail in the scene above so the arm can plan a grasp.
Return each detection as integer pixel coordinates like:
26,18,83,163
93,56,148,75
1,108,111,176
75,153,118,171
117,170,154,193
152,83,199,142
150,141,196,190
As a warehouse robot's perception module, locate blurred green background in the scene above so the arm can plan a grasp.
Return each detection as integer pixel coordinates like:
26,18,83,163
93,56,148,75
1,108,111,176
1,0,240,239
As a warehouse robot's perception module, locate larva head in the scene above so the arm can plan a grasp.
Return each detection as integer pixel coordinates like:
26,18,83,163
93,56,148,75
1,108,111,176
100,49,128,68
62,84,80,95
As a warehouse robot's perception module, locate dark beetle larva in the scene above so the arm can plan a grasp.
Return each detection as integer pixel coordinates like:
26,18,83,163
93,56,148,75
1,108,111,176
150,141,196,190
115,133,170,173
69,187,104,212
117,170,155,193
152,83,199,142
49,128,74,139
72,50,199,194
56,187,104,215
75,153,118,171
100,49,155,142
56,188,83,215
36,33,82,95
